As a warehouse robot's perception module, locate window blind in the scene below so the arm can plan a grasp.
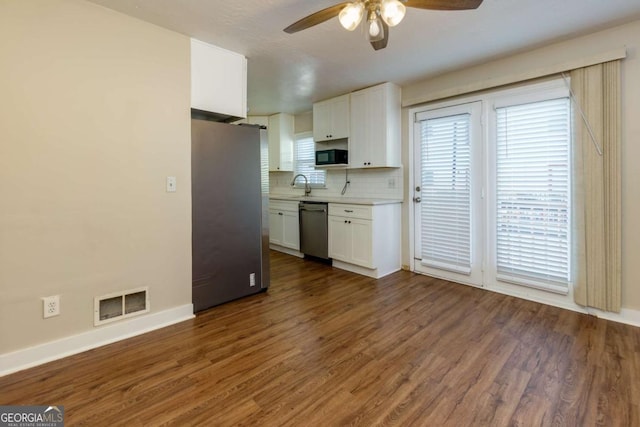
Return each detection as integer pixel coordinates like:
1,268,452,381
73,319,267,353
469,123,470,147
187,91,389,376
419,113,472,274
294,133,325,187
495,98,571,290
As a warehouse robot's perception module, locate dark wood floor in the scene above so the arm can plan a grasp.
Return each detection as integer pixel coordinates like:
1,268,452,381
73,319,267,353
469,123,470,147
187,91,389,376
2,251,639,426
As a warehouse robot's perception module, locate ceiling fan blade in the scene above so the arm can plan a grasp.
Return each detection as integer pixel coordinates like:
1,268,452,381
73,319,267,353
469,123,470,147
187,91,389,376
284,2,350,34
403,0,483,10
370,20,389,51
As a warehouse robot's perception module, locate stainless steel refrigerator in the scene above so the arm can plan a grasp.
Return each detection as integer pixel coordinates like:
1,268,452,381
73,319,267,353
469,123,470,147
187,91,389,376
191,119,269,313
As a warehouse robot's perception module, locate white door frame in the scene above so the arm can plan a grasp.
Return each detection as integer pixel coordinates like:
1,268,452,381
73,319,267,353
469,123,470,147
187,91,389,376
409,101,484,287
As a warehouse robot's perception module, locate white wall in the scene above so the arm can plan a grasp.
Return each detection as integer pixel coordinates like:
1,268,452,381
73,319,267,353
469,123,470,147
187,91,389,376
0,0,192,355
401,19,640,312
294,111,313,134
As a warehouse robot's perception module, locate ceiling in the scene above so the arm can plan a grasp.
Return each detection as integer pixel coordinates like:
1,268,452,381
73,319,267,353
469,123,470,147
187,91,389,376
87,0,640,115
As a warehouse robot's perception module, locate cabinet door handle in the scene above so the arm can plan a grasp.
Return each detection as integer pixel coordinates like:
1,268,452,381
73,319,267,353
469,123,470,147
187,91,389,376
278,212,283,215
344,210,353,213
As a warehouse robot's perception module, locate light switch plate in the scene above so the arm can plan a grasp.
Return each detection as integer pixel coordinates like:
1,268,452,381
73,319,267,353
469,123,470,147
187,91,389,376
166,176,177,193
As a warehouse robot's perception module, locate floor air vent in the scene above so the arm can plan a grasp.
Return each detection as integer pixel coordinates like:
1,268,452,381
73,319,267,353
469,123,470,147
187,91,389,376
94,287,149,326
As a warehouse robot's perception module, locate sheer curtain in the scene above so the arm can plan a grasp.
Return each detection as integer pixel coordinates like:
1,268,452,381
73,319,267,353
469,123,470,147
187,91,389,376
570,60,621,312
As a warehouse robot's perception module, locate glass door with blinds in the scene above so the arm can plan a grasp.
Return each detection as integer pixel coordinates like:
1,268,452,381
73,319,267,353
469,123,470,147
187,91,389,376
412,79,573,295
486,93,572,294
413,102,484,286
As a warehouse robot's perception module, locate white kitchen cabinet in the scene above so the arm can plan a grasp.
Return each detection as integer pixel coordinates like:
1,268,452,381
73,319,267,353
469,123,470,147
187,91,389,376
269,200,300,252
329,216,373,268
349,82,401,168
190,38,247,119
268,113,294,172
269,210,284,246
350,219,374,267
328,203,401,278
313,94,350,142
328,216,350,262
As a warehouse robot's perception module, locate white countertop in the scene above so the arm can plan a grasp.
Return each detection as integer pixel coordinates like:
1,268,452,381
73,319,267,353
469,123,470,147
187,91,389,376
269,194,403,206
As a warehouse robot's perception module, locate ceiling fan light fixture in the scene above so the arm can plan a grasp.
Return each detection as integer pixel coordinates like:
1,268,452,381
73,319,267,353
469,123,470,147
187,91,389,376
367,11,385,42
380,0,406,27
338,2,365,31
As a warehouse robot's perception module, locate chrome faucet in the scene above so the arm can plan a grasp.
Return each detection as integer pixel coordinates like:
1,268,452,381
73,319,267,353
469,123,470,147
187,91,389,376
291,174,311,196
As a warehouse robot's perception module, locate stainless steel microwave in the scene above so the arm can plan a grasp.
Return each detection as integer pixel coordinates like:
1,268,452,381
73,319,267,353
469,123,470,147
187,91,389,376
315,149,348,166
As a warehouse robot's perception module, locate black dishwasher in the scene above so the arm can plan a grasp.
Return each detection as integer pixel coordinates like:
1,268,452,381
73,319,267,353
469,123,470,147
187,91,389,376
299,201,329,260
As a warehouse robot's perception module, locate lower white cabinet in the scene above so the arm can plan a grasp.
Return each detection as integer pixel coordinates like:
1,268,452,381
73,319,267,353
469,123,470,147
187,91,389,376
328,203,401,278
329,216,373,268
269,200,300,251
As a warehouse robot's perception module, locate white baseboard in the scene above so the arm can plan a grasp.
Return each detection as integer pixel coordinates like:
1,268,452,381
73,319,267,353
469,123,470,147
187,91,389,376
412,270,640,330
447,279,640,329
592,307,640,328
0,304,194,377
332,260,378,278
332,260,400,279
487,283,640,328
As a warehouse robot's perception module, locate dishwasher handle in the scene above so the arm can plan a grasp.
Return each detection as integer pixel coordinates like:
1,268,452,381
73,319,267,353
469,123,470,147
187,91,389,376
300,207,327,213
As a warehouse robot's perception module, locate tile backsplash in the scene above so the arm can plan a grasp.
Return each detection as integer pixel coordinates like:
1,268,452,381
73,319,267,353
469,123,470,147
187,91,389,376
270,168,403,200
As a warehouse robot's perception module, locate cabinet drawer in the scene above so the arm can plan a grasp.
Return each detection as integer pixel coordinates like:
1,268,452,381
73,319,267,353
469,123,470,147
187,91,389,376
269,200,299,212
328,203,372,220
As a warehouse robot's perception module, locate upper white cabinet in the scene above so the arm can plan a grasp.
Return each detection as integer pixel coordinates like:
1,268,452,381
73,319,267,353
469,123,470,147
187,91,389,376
349,82,401,168
191,38,247,119
313,94,350,142
268,113,294,172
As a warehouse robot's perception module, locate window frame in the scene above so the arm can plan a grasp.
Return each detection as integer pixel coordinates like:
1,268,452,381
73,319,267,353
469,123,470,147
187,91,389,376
293,131,326,189
413,102,484,287
486,80,572,294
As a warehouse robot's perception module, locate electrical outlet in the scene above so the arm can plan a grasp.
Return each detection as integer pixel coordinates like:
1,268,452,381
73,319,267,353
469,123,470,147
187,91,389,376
249,273,256,287
43,295,60,318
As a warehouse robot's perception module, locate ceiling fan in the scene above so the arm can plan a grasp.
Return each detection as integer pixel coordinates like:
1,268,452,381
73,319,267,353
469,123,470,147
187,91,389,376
284,0,483,51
